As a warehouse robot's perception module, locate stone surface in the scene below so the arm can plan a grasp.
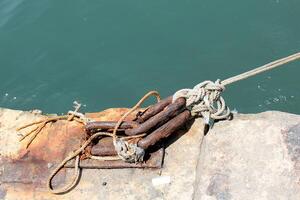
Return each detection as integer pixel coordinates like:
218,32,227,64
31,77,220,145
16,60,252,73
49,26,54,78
0,108,300,199
194,111,300,200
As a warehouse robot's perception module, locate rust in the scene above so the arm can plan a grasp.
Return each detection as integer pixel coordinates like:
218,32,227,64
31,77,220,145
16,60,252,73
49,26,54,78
0,119,85,187
65,147,164,169
125,97,186,136
0,106,173,198
135,96,173,123
91,137,117,156
138,110,191,149
85,108,143,122
0,108,140,188
85,121,139,133
2,102,193,193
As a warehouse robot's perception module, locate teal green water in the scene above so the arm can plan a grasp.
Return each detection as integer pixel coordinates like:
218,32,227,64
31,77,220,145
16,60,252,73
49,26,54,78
0,0,299,114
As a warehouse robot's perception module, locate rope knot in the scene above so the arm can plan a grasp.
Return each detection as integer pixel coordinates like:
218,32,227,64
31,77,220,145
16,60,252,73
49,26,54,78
173,79,230,123
114,138,145,163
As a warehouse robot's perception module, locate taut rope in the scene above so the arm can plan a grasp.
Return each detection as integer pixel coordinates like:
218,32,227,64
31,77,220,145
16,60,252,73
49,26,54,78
222,52,300,86
173,52,300,123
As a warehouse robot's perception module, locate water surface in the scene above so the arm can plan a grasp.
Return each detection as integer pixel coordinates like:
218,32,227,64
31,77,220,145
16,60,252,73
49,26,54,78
0,0,299,114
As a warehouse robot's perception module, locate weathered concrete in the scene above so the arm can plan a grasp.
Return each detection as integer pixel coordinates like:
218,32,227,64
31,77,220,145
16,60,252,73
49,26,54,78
194,111,300,200
0,108,300,200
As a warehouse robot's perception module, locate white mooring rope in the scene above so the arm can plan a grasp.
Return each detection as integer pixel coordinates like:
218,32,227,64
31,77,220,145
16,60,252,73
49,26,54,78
173,52,300,124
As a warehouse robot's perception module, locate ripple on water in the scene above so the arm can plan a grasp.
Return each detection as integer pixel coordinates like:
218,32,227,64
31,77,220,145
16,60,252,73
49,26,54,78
0,0,49,30
0,0,26,28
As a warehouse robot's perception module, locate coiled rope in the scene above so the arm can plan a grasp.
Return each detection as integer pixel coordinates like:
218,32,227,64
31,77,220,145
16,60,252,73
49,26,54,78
173,52,300,123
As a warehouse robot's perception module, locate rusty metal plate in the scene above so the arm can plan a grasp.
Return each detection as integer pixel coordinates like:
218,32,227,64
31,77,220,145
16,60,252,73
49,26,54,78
65,147,164,169
0,108,159,189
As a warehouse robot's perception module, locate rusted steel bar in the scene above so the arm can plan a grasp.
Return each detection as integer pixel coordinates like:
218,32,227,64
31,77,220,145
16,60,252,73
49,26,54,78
135,96,173,123
85,121,139,132
92,110,191,155
90,110,191,156
125,97,186,136
138,110,191,150
91,137,117,156
66,148,165,169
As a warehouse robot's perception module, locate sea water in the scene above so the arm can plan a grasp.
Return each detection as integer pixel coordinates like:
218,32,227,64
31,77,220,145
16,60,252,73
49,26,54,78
0,0,299,114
